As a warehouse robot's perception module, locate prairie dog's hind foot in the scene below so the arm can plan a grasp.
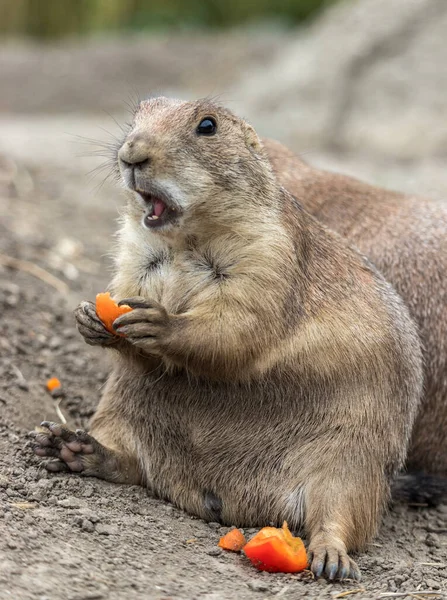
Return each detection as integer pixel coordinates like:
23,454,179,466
29,422,140,484
30,422,106,475
308,534,361,581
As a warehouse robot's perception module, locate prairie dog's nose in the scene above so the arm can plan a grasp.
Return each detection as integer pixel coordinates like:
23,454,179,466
118,135,151,167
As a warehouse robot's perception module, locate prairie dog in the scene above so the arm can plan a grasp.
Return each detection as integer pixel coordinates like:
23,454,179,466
32,98,423,581
264,139,447,476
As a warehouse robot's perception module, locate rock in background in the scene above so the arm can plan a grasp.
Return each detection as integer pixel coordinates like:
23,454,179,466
237,0,447,159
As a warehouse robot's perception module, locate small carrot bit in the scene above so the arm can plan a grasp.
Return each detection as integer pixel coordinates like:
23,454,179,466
46,377,61,392
243,521,308,573
95,292,133,335
218,528,247,552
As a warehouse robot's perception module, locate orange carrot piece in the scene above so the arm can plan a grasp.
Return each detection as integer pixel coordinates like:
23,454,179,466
46,377,61,392
243,521,308,573
218,528,247,552
95,292,133,334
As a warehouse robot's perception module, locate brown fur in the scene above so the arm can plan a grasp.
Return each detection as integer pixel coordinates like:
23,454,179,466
32,99,423,580
264,138,447,475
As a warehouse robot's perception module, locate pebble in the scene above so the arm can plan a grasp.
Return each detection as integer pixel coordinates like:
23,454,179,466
79,508,100,523
207,522,220,530
425,579,441,590
425,533,440,548
30,489,47,502
206,548,221,557
247,580,270,592
81,519,95,533
58,496,82,509
49,337,62,350
96,524,117,536
82,485,95,498
387,580,397,592
1,283,20,296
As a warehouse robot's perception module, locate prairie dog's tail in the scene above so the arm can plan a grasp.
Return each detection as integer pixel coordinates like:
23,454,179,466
392,472,447,506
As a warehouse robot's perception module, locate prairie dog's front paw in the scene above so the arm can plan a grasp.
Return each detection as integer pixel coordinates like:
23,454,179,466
74,301,118,347
113,297,170,355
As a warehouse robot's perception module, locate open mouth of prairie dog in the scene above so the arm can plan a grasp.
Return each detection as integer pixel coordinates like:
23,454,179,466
137,190,180,229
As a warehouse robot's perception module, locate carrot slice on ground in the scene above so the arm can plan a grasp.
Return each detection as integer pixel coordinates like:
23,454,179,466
218,528,246,552
46,377,61,392
243,521,308,573
95,292,133,334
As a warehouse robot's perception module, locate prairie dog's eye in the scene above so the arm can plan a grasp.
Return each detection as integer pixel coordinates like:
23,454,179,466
197,117,217,136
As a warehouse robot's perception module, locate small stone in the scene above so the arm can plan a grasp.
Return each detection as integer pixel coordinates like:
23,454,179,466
82,485,94,498
49,337,62,350
194,531,208,539
206,548,222,557
81,519,94,533
1,283,20,295
96,524,117,536
30,489,46,502
426,533,440,548
247,580,270,592
79,508,100,523
7,540,18,549
208,522,221,530
425,579,441,590
57,496,81,509
36,473,54,490
387,580,397,592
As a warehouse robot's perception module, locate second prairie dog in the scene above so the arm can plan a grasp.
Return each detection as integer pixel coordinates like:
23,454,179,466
33,98,422,581
265,138,447,476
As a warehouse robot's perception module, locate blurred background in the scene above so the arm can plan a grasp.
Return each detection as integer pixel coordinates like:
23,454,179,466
0,0,446,295
0,0,336,37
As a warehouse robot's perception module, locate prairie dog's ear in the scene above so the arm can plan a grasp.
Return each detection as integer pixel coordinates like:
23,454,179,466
244,123,263,154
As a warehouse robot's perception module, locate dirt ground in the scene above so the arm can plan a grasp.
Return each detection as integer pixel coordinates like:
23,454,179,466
0,32,446,600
